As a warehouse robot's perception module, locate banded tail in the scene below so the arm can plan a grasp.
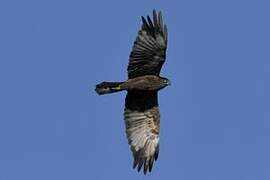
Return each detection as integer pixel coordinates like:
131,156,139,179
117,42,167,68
95,81,124,95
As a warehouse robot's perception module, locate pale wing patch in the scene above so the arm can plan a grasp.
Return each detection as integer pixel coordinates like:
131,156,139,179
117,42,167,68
124,108,160,174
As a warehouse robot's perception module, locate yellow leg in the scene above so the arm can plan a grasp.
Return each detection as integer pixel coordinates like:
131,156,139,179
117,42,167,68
111,86,121,90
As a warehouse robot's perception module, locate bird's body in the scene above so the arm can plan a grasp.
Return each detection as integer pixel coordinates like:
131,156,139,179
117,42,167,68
95,75,169,95
95,10,169,174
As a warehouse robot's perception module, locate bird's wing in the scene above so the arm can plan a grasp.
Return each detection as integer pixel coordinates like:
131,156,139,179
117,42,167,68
124,92,160,174
127,10,168,79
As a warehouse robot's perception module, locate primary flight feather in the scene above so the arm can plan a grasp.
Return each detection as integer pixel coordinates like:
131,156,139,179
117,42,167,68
95,10,169,174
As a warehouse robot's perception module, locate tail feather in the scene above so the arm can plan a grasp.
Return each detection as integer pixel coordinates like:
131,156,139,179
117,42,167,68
95,81,124,95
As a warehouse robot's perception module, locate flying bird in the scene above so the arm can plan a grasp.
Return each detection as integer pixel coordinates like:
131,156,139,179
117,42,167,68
95,10,169,174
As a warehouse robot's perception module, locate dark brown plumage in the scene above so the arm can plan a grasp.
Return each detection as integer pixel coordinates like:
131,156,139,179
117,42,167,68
95,10,169,174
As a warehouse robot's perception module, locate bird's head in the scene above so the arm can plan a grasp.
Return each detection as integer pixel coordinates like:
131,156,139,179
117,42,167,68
160,77,171,88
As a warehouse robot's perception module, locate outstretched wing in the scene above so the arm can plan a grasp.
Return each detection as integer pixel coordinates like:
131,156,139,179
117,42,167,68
127,10,168,79
124,92,160,174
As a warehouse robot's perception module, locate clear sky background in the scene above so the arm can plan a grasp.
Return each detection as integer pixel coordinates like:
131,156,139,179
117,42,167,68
0,0,269,179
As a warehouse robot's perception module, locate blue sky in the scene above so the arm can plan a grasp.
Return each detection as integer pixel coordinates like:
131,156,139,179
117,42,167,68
0,0,269,179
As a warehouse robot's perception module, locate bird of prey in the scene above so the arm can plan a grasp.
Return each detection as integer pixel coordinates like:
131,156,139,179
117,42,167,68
95,10,169,174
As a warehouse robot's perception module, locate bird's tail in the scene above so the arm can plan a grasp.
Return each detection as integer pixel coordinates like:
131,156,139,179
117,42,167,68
95,81,124,95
